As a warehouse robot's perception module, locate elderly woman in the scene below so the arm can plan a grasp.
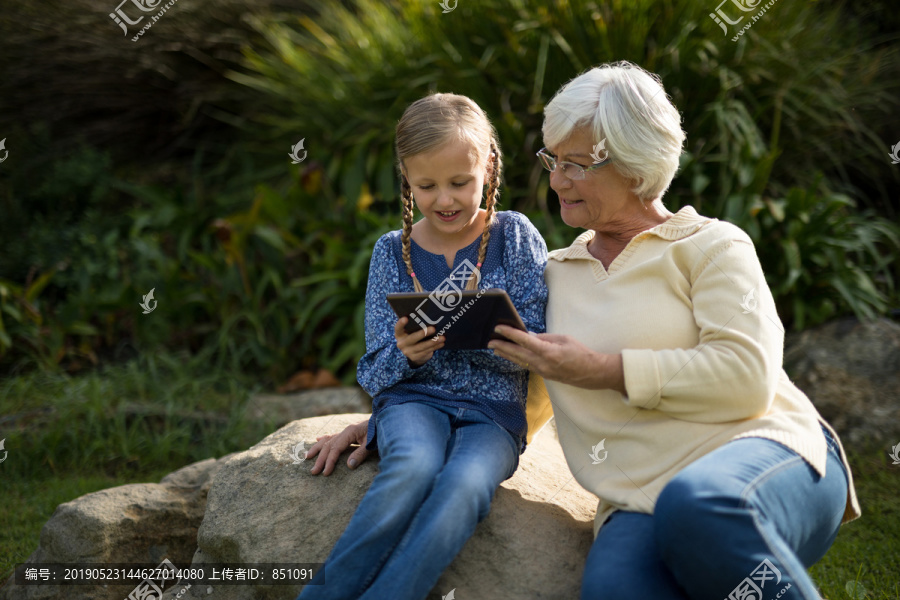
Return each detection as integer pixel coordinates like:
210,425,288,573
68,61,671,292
307,62,860,599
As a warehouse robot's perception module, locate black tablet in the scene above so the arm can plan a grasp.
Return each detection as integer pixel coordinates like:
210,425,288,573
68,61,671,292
386,288,527,350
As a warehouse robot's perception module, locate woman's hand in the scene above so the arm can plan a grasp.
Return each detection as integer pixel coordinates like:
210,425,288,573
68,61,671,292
487,325,626,394
395,316,444,366
306,419,372,476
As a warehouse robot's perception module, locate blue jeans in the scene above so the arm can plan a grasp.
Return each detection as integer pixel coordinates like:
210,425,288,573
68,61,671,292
581,425,849,600
297,401,519,600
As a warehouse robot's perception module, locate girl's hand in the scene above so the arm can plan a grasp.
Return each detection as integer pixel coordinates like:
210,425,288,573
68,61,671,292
306,419,372,476
395,316,444,366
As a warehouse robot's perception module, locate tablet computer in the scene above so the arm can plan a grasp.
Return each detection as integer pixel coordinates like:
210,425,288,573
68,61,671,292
386,288,527,350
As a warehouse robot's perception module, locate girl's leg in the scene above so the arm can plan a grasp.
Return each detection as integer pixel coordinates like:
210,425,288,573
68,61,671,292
654,425,849,600
580,511,689,600
298,402,452,600
358,406,519,600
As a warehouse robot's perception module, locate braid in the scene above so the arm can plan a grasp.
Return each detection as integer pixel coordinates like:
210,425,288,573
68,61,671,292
400,175,424,292
466,141,501,290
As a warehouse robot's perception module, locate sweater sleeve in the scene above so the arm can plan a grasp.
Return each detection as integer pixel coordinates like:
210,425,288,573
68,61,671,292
620,237,783,422
470,213,549,372
356,235,435,397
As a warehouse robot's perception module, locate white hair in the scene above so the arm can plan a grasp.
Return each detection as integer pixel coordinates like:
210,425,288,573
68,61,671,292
542,61,685,202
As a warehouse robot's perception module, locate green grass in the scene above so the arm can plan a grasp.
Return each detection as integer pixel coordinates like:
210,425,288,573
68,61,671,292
810,446,900,599
0,468,174,580
0,349,277,582
1,354,899,598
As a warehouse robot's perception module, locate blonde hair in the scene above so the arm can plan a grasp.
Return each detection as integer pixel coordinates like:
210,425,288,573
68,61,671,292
396,93,502,292
542,61,685,202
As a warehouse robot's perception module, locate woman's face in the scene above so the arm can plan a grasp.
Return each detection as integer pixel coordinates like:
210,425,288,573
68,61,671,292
546,128,638,233
402,138,489,241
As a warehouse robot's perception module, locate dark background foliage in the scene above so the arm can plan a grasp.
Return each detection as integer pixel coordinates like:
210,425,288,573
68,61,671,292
1,0,898,385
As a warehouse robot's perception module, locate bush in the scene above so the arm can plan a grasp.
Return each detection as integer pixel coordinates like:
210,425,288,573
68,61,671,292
0,0,315,168
742,185,898,329
0,140,396,382
2,0,898,382
232,0,900,331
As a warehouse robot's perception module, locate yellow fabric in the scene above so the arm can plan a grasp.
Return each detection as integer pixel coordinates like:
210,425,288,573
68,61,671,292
525,373,553,445
544,205,861,537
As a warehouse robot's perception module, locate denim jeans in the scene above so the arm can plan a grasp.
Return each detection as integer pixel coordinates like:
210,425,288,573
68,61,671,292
297,401,519,600
581,425,849,600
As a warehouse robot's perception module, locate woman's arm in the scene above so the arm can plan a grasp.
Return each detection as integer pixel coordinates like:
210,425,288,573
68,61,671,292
488,328,626,394
492,236,783,423
616,238,782,422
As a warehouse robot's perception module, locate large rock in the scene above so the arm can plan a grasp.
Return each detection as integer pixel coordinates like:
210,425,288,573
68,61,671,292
784,316,900,445
0,457,230,600
246,388,371,426
1,414,594,600
165,413,595,600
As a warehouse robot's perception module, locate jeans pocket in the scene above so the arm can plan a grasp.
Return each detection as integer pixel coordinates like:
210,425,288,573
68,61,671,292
820,424,840,455
820,424,851,483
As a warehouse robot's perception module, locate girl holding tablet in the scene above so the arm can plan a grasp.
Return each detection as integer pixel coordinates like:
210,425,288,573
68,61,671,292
298,92,547,600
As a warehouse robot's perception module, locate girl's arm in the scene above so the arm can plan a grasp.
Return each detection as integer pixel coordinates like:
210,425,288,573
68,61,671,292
356,235,438,397
504,213,549,334
474,213,549,371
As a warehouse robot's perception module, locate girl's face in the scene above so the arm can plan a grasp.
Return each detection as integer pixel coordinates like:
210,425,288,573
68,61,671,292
402,137,490,243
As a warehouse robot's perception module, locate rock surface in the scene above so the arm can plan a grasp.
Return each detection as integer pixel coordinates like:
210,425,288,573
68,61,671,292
247,388,371,426
784,316,900,445
168,413,594,600
1,413,594,600
0,457,230,600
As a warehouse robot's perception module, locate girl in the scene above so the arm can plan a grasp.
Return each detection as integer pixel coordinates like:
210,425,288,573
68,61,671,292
298,93,548,600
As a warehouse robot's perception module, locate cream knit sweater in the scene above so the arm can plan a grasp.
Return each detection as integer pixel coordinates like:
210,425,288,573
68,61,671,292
543,205,861,537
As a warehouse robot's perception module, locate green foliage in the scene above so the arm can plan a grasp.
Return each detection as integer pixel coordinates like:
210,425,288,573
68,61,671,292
744,186,899,330
0,350,271,580
675,143,900,330
807,445,900,599
0,138,124,373
0,137,394,382
0,469,175,584
0,0,316,169
232,0,899,332
0,348,266,479
233,0,899,211
2,0,899,382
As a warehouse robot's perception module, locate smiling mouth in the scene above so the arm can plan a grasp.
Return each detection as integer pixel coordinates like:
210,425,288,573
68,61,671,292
437,211,460,217
560,198,583,205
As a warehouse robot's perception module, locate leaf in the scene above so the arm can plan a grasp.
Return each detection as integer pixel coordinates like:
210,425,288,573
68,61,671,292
24,270,55,304
66,322,100,336
253,225,287,252
844,580,867,599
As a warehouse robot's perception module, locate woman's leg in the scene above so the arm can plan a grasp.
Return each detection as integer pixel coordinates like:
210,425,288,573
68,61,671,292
298,402,452,600
580,511,689,600
654,425,849,600
358,406,519,600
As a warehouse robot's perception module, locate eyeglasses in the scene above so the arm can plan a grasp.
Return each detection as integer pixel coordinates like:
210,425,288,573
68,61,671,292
535,147,612,180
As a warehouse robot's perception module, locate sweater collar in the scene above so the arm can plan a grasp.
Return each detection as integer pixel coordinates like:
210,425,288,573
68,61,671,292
548,205,712,262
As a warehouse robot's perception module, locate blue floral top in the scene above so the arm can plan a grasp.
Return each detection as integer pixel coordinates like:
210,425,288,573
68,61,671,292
358,211,548,455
